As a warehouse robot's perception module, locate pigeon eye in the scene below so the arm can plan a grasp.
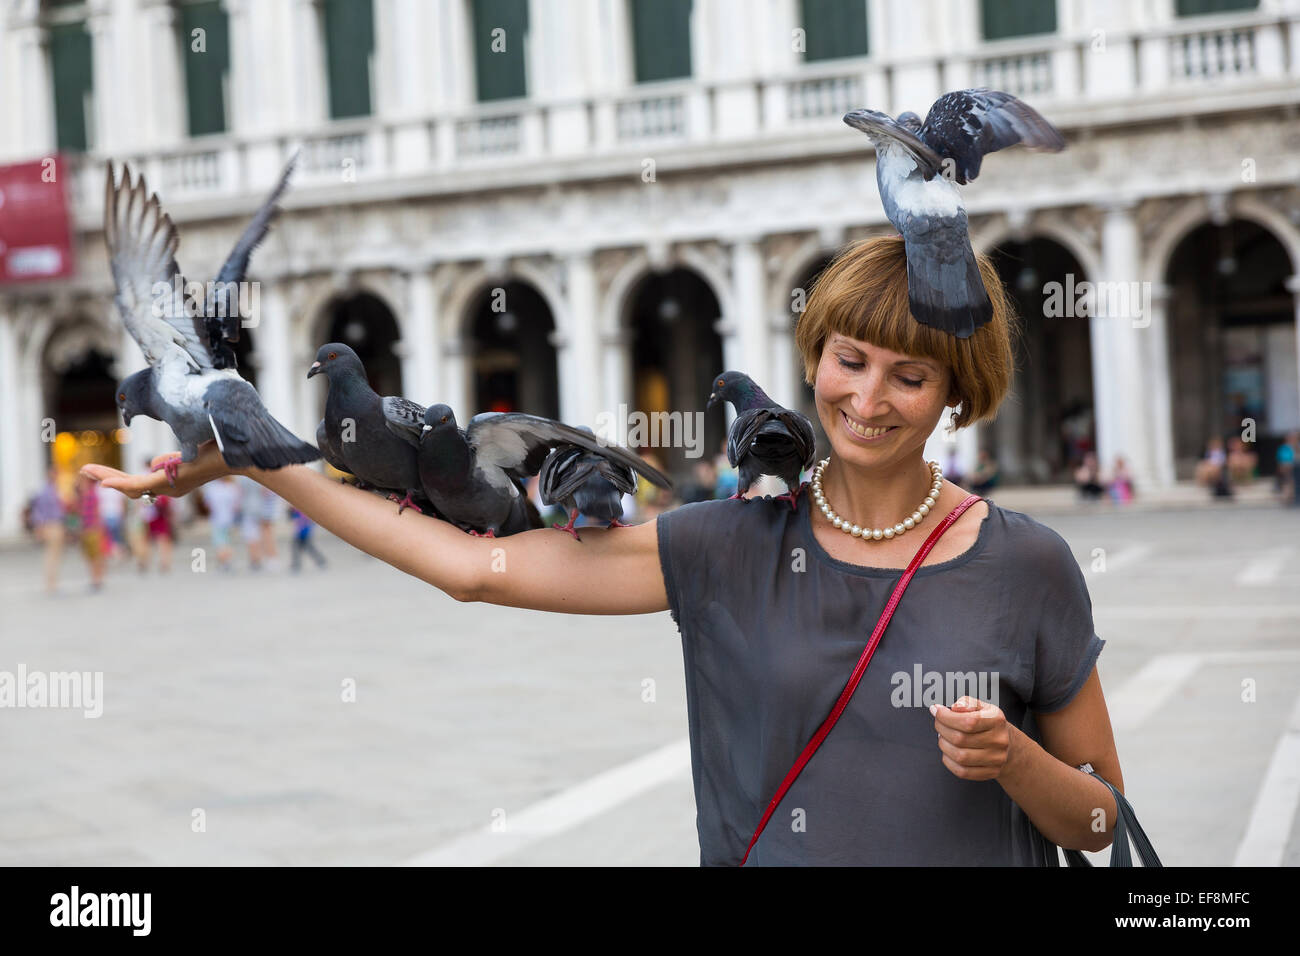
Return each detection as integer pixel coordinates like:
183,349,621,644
327,351,337,360
716,379,725,388
440,415,448,424
118,393,125,402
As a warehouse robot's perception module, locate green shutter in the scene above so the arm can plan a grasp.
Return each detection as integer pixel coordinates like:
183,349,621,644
323,0,374,119
49,21,93,152
801,0,869,62
181,1,229,136
980,0,1057,41
1175,0,1258,15
631,0,692,83
471,0,529,101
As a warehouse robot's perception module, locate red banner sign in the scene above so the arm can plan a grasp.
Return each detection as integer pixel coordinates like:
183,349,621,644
0,155,76,284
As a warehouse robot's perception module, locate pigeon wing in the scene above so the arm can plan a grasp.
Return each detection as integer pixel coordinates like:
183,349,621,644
918,88,1065,185
104,163,213,372
845,109,946,177
380,395,428,448
204,152,298,369
316,419,350,473
728,407,774,468
467,412,672,488
773,408,818,471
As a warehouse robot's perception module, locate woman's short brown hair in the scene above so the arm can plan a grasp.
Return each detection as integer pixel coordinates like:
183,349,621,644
794,235,1017,430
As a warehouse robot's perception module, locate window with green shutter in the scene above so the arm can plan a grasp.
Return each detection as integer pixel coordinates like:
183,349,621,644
471,0,529,101
49,20,93,151
800,0,869,62
180,1,230,136
1175,0,1258,15
631,0,692,83
980,0,1057,41
323,0,374,119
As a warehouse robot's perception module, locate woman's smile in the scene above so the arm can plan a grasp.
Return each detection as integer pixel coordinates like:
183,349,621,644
840,409,899,443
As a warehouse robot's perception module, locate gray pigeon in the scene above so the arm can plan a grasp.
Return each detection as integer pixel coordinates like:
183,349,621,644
843,88,1065,338
106,162,319,482
307,342,427,514
708,370,816,511
538,427,670,541
385,405,670,538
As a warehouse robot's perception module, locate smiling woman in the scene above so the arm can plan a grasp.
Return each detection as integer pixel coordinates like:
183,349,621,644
82,233,1124,867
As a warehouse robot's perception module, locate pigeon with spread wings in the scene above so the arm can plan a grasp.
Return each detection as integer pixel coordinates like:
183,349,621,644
844,89,1065,338
386,406,671,538
106,162,319,481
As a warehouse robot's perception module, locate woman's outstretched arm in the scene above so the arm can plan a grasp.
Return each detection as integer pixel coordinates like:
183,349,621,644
82,442,669,615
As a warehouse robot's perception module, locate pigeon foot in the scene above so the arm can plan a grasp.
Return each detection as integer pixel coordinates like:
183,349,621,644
552,509,582,541
388,492,423,515
468,528,497,538
775,483,804,512
151,455,183,487
606,518,632,529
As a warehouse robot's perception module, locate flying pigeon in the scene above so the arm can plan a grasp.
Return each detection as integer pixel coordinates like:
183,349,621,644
385,405,670,538
538,427,670,541
708,370,816,511
106,162,319,481
307,343,428,514
843,88,1065,338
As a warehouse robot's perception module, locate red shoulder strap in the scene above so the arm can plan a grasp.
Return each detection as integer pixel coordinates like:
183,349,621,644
739,493,984,866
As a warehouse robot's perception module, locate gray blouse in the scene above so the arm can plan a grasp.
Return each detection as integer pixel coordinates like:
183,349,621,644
656,492,1105,866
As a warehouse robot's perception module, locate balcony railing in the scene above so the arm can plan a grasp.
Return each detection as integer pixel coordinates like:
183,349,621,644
59,9,1297,224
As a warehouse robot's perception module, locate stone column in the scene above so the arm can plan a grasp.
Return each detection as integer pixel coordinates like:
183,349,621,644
401,265,441,404
728,238,769,389
441,337,472,420
1145,281,1177,488
141,1,183,146
1094,201,1154,490
1289,275,1300,428
254,280,296,429
600,328,632,446
0,309,26,536
559,252,602,427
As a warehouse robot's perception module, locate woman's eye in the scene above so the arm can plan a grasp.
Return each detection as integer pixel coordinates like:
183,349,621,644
836,357,863,370
899,377,923,388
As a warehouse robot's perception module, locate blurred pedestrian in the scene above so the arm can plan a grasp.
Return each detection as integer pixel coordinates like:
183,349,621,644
289,507,327,572
1226,437,1257,486
713,439,738,499
970,448,999,496
943,447,964,488
140,493,176,572
202,475,240,572
1107,456,1134,504
29,466,67,594
74,473,107,591
1275,433,1295,503
1073,452,1104,501
1196,437,1232,498
98,482,128,561
682,459,718,503
238,475,266,570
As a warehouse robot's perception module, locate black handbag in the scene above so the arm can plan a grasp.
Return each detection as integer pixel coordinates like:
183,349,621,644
1043,765,1162,867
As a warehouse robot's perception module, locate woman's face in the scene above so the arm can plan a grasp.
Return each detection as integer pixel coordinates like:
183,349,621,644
814,331,958,471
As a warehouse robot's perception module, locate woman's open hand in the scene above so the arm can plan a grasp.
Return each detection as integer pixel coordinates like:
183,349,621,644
79,440,232,499
931,696,1017,782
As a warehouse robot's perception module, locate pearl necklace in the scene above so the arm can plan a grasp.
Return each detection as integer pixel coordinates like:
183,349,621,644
810,458,944,540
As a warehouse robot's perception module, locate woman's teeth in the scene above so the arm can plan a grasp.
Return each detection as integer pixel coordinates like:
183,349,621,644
842,412,895,438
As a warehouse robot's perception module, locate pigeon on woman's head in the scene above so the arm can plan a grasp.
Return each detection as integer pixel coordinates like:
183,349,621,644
844,88,1065,338
708,370,817,510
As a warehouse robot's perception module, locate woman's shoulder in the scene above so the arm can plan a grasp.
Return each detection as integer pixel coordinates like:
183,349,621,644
656,493,802,551
984,499,1083,579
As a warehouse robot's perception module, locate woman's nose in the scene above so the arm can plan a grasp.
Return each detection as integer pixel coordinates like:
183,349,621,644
848,369,891,420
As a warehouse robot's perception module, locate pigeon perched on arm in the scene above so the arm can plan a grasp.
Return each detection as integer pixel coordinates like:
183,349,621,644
307,342,427,514
105,162,319,482
538,427,671,541
393,406,670,538
708,370,816,511
843,88,1065,338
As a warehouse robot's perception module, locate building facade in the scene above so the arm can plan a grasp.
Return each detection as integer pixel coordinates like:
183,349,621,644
2,0,1299,534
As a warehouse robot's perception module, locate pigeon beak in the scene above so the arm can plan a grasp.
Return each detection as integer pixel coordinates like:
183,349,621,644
121,411,133,427
421,424,431,434
843,109,876,134
307,361,321,379
706,393,719,410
